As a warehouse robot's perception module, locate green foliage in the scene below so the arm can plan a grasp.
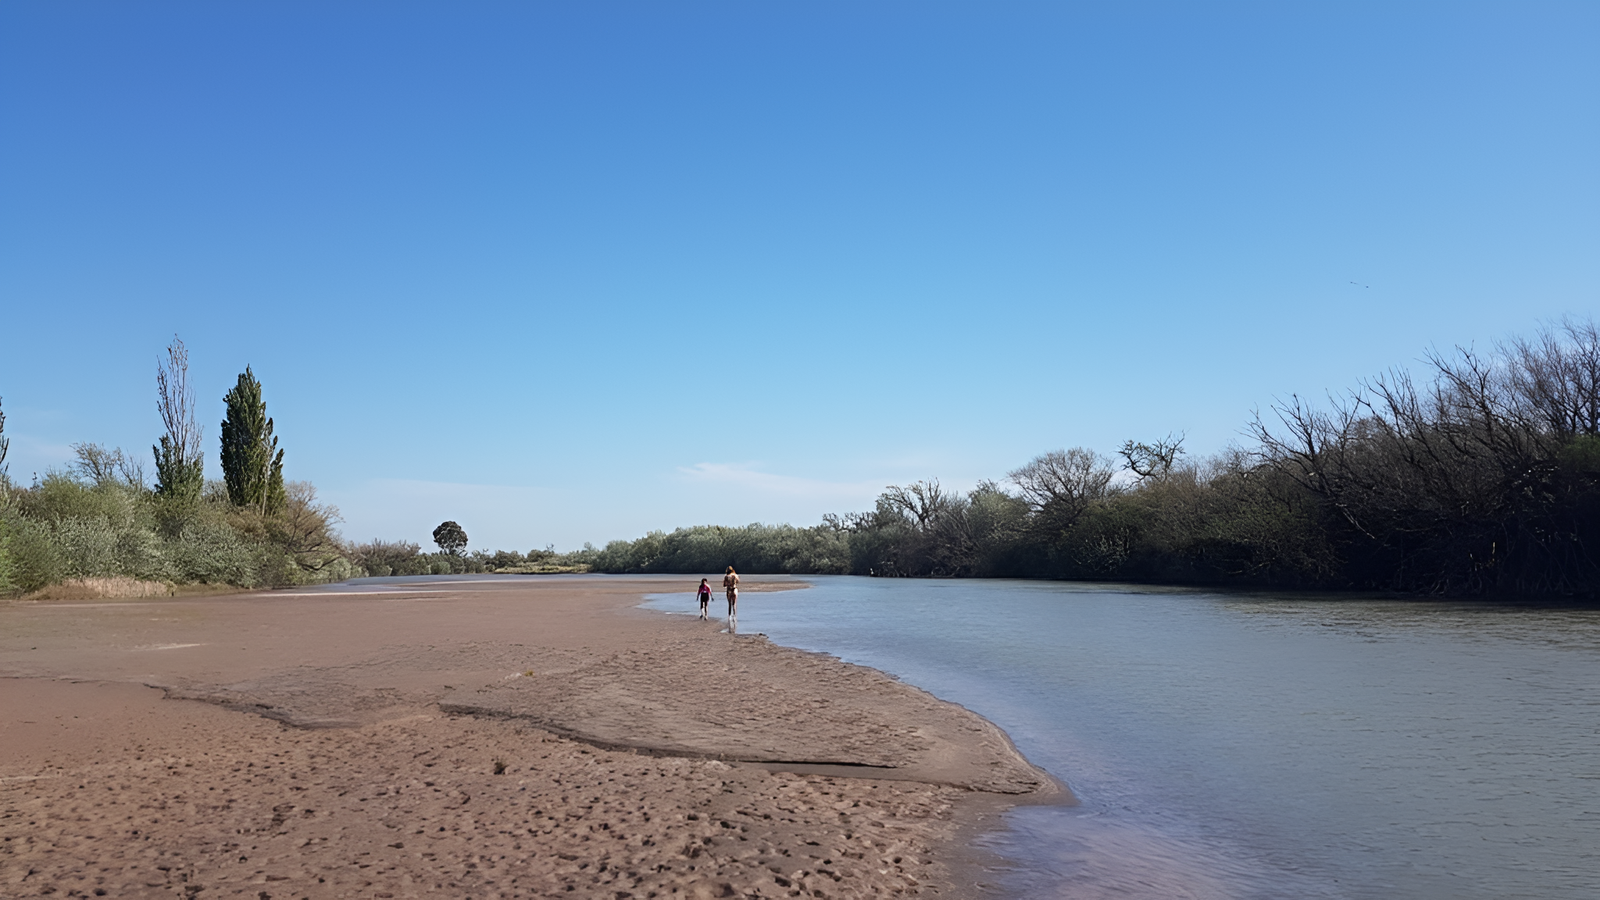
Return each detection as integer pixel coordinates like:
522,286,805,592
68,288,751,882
52,516,124,578
432,520,468,555
154,435,204,504
0,510,17,594
220,367,285,514
224,482,346,580
469,546,590,574
19,472,134,523
0,346,357,597
348,539,422,577
0,465,353,595
6,516,65,593
345,539,519,577
14,321,1600,600
167,521,259,586
584,467,1341,586
583,320,1600,597
154,335,205,504
587,522,853,575
1557,435,1600,475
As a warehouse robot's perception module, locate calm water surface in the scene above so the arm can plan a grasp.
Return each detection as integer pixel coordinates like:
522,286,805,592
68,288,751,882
646,577,1600,899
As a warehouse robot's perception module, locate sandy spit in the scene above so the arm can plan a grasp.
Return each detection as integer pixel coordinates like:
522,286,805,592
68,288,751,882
1,575,1062,898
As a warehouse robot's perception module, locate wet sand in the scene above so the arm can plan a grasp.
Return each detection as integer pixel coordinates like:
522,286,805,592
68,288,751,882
1,575,1061,898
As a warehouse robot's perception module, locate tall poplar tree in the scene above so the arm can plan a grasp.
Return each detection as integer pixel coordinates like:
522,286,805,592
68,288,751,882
153,336,204,501
0,394,10,481
220,367,286,514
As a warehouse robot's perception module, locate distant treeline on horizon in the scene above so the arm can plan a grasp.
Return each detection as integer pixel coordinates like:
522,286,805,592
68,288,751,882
6,320,1600,600
585,318,1600,599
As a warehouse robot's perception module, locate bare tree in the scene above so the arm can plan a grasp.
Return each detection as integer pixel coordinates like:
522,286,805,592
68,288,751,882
269,482,345,572
1007,448,1115,526
70,443,147,488
1249,319,1600,594
1503,317,1600,440
877,480,978,576
0,395,9,482
882,479,955,531
154,335,204,500
1119,433,1187,480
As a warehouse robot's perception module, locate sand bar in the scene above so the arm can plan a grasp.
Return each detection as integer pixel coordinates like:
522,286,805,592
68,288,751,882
2,575,1061,898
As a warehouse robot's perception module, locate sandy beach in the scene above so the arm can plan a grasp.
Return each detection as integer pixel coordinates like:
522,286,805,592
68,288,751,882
1,576,1061,898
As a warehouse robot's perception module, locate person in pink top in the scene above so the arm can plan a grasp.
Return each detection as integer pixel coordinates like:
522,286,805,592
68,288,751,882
696,578,712,620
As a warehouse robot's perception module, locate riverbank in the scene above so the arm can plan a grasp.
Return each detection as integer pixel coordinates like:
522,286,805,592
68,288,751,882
1,575,1059,897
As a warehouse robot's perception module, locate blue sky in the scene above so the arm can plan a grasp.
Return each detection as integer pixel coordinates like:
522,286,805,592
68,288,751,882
2,2,1596,551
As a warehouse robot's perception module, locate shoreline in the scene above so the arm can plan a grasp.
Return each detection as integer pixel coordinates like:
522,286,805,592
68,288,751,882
1,574,1061,897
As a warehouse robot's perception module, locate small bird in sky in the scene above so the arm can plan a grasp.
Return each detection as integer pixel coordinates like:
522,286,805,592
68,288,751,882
1349,281,1370,288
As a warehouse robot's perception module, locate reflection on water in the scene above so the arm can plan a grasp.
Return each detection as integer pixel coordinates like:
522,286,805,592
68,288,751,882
646,578,1600,900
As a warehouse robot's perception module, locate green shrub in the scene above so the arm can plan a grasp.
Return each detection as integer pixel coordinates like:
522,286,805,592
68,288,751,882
114,525,171,581
318,556,354,584
348,539,420,575
7,517,65,593
168,521,260,586
19,474,144,527
0,514,15,595
52,516,123,578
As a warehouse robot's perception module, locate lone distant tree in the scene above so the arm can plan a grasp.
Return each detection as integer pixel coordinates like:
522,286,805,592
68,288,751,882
433,521,468,556
220,366,286,514
153,336,204,502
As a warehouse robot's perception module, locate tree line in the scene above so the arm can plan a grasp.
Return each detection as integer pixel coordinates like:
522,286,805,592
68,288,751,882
587,319,1600,599
0,338,588,595
8,319,1600,598
0,338,346,594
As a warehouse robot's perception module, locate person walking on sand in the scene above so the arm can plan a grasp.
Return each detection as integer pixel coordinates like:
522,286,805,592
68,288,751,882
723,566,740,626
696,578,712,620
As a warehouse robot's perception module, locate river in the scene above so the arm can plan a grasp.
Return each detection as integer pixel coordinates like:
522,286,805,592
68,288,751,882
645,576,1600,899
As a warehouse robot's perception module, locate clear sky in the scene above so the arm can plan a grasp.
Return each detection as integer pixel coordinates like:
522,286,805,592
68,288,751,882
1,2,1596,552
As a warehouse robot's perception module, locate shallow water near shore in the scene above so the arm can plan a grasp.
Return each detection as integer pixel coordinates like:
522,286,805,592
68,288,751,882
646,577,1600,899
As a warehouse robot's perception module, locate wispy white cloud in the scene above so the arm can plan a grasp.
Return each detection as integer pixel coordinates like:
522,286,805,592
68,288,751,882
675,462,885,501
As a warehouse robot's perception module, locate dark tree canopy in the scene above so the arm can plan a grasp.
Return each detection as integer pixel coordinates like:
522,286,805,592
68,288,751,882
220,367,285,514
582,318,1600,596
433,520,468,555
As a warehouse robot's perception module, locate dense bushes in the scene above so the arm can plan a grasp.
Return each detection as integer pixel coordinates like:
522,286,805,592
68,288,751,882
0,455,349,594
586,523,851,576
1249,319,1600,595
0,449,585,595
591,320,1600,599
341,540,589,577
0,343,366,596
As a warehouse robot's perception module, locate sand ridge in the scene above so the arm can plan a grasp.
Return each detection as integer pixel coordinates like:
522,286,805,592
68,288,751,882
447,636,1050,793
1,575,1060,897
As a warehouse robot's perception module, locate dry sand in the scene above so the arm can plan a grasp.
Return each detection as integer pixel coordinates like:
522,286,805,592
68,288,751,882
1,576,1063,898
